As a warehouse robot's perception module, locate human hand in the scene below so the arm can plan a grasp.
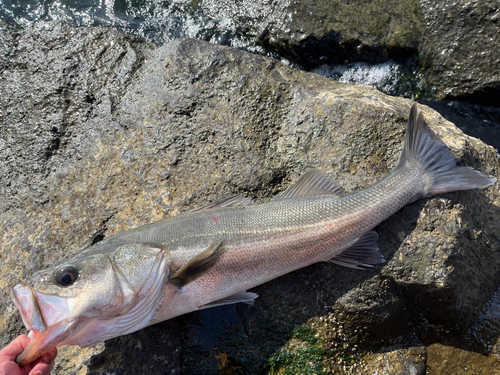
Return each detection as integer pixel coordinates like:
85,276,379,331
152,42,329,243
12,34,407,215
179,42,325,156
0,335,57,375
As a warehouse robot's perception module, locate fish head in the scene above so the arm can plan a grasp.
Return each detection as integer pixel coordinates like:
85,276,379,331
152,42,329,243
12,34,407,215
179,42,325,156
11,242,170,365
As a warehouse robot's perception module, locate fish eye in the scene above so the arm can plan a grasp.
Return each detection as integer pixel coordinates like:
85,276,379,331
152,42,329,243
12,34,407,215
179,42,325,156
54,265,80,287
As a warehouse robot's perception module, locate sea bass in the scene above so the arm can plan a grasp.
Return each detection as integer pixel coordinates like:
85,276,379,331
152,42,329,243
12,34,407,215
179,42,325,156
11,104,496,365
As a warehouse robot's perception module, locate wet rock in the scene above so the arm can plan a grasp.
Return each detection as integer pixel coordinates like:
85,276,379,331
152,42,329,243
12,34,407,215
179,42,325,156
263,0,500,104
0,22,499,374
426,343,500,375
2,1,499,104
418,0,500,106
361,347,426,375
263,0,424,69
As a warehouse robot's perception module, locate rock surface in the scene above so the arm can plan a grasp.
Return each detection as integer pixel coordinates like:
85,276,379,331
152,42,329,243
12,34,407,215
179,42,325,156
362,347,426,375
264,0,423,68
262,0,500,105
426,343,500,375
418,0,500,105
2,1,499,105
0,23,499,374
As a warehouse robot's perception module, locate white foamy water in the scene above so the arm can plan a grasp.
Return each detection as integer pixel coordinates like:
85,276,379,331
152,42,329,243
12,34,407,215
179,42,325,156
312,61,403,95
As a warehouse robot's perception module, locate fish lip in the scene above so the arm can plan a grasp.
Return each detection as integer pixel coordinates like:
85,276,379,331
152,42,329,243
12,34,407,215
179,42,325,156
15,322,68,366
11,284,47,332
11,284,73,366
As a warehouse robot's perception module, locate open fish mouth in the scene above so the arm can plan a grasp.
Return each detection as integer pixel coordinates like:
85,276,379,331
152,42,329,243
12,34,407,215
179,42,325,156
11,284,73,366
11,285,47,333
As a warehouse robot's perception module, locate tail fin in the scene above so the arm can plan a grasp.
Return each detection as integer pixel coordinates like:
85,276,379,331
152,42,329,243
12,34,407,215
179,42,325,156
397,104,496,196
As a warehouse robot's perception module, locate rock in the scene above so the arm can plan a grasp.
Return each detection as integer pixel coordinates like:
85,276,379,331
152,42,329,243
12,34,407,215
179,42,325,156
418,0,500,106
424,100,500,152
263,0,423,68
0,22,499,374
3,1,499,104
362,347,426,375
262,0,500,104
426,343,500,375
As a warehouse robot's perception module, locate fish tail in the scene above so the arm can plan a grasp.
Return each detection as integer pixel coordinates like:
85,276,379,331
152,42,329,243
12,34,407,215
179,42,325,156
396,103,496,196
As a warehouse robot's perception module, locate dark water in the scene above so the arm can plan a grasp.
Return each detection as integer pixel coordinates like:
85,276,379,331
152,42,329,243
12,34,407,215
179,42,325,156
1,0,202,42
424,100,500,152
0,0,285,54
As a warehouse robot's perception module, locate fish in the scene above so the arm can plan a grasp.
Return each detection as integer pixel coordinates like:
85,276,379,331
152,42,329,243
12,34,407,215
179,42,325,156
11,104,496,365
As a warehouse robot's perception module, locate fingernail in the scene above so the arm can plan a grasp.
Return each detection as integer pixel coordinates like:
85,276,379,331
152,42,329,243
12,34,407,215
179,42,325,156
32,371,42,375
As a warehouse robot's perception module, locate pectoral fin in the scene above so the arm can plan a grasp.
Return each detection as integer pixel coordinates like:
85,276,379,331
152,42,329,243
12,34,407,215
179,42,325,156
199,291,258,309
169,242,226,288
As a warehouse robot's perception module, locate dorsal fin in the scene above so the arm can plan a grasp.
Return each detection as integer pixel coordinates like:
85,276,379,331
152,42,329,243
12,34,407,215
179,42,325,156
272,170,344,201
189,195,253,212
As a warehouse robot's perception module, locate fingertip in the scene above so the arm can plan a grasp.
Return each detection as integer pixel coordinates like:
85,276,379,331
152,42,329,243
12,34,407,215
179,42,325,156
30,360,54,375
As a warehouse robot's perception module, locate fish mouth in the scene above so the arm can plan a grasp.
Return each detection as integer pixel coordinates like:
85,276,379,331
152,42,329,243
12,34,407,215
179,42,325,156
11,285,47,332
11,284,73,366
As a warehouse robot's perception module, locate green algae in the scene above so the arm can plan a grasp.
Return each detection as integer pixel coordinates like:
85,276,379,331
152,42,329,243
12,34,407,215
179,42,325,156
268,324,329,375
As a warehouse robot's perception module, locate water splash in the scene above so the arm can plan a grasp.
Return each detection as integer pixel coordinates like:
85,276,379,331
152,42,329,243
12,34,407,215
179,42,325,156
312,61,404,96
0,0,291,54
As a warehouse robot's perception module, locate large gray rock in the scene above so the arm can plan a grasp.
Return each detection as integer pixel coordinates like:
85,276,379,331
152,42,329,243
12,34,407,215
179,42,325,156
263,0,423,67
418,0,500,105
264,0,500,105
0,22,499,374
2,0,499,105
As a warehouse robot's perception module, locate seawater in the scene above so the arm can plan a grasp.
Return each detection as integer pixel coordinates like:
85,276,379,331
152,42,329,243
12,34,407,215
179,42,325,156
0,0,290,54
312,61,405,97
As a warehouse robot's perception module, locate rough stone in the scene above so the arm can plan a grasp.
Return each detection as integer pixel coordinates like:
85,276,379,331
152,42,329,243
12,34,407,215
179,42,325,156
418,0,500,105
2,1,499,104
263,0,424,68
362,347,426,375
426,343,500,375
0,23,499,374
262,0,500,104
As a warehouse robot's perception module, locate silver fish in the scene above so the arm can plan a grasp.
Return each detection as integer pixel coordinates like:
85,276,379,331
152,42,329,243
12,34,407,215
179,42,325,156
11,104,496,365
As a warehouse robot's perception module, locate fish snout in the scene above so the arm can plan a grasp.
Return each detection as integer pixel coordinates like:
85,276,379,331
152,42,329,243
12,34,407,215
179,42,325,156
11,285,70,366
11,284,47,332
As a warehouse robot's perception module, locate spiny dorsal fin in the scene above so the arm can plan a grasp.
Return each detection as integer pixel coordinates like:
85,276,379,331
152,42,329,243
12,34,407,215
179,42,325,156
169,242,226,288
273,170,344,201
199,291,258,310
328,231,384,270
189,195,253,212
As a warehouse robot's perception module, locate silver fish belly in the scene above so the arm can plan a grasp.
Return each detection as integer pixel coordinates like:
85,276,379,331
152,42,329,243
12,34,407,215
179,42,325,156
11,104,496,365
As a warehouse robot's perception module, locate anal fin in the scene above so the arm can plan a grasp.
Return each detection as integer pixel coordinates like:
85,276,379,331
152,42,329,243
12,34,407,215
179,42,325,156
328,231,385,270
199,291,258,310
